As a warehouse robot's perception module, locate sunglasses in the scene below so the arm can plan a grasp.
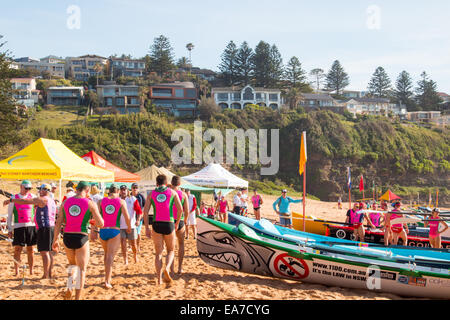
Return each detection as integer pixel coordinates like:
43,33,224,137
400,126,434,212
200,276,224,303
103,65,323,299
24,187,32,190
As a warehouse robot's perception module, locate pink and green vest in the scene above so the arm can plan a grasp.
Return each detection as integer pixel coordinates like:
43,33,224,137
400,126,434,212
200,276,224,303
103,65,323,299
101,197,122,228
63,197,91,233
151,187,175,223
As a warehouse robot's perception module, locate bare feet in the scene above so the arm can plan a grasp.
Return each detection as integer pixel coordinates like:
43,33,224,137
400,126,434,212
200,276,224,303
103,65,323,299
64,289,73,300
105,282,113,289
177,268,183,275
163,270,173,284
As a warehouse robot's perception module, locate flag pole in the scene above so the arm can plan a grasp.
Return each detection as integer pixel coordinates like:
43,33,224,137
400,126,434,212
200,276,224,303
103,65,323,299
303,162,306,232
436,190,439,208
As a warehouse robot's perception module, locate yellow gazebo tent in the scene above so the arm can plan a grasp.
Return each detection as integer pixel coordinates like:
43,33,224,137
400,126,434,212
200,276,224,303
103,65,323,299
0,138,114,183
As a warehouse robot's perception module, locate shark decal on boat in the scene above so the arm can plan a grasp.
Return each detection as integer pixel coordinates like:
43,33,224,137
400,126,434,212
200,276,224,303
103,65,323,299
197,230,275,277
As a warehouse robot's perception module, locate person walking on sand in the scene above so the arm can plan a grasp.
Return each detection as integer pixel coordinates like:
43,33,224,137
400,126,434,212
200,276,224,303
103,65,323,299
272,190,302,229
169,176,189,275
185,189,199,240
119,185,142,265
424,208,449,249
143,175,183,285
7,183,57,279
131,183,146,253
4,180,37,276
52,181,104,300
97,185,131,288
251,190,263,220
216,195,229,223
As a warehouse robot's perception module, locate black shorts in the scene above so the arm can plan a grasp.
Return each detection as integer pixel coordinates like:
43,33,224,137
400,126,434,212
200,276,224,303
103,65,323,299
177,220,185,231
153,221,175,235
12,226,37,247
63,233,89,250
253,207,261,211
37,227,54,252
234,206,241,215
149,215,154,225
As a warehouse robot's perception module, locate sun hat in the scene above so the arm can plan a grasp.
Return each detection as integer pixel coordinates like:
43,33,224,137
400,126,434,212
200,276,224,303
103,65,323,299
38,184,52,192
21,180,32,188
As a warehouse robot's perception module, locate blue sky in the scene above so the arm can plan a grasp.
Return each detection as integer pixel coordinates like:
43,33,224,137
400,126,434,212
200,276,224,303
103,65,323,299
2,0,450,92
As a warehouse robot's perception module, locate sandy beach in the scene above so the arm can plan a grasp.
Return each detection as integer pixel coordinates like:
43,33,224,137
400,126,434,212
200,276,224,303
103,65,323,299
0,182,411,301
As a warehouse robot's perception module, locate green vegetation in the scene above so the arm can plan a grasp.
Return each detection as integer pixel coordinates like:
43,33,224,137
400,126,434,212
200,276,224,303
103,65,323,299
12,106,448,203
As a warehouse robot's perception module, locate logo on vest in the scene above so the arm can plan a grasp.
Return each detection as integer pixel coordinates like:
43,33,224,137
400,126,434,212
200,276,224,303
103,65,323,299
156,194,167,203
105,204,116,215
69,205,82,217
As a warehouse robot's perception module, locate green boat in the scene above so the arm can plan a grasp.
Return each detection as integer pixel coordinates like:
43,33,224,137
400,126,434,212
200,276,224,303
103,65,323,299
197,216,450,299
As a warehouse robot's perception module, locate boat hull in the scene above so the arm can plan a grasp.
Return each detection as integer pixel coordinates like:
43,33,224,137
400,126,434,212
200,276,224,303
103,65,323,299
197,217,450,299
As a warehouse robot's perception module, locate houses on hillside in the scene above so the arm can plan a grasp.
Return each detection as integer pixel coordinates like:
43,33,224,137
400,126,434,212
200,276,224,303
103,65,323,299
149,82,198,117
10,78,39,108
65,55,108,81
47,87,85,106
96,82,140,114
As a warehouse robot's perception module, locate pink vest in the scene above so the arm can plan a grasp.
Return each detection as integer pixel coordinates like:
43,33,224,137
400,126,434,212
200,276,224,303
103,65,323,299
369,213,381,227
428,217,440,236
64,197,91,233
390,211,403,229
252,195,261,208
13,193,34,224
172,189,184,220
101,197,122,229
350,210,363,225
151,188,174,222
219,200,227,213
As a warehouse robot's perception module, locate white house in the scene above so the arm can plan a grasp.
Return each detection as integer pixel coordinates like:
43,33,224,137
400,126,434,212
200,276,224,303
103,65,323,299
10,78,39,107
211,85,282,110
344,97,406,118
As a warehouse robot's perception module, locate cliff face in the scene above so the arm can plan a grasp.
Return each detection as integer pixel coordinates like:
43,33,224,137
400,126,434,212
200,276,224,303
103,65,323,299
28,108,449,204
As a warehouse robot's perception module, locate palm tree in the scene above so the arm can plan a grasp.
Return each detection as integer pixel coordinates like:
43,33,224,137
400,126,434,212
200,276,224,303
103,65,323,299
284,87,303,109
93,63,103,86
186,43,194,73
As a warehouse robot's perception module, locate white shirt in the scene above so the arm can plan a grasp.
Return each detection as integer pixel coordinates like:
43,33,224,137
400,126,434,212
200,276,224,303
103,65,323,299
188,194,196,213
120,196,137,229
233,195,243,207
65,191,76,199
91,194,103,205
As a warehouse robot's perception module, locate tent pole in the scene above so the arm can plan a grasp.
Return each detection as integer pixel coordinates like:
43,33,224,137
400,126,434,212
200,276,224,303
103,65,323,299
59,179,62,203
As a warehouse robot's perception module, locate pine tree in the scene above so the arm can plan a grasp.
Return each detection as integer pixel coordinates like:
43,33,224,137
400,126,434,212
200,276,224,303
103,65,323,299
394,71,414,108
285,56,306,88
0,36,24,148
252,41,272,87
310,68,325,91
416,72,443,111
218,41,239,86
368,67,392,97
149,35,175,76
326,60,350,95
268,45,284,87
235,41,254,85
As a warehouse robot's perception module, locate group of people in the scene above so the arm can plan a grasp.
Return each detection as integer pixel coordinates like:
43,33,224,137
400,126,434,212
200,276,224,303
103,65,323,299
346,200,449,248
3,176,202,299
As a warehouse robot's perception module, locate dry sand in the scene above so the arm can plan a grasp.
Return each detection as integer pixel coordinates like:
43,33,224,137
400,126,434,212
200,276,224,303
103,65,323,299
0,183,429,300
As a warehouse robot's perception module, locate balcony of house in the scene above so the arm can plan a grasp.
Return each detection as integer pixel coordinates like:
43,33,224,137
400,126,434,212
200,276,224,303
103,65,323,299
49,91,81,98
151,88,174,98
48,96,81,106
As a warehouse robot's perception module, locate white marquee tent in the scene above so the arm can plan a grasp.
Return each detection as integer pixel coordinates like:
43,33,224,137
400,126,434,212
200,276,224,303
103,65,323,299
182,163,249,189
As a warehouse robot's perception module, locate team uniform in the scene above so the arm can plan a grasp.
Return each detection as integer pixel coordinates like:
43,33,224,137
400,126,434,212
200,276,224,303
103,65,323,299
63,197,92,249
34,196,57,252
7,193,37,247
172,189,185,231
99,197,122,241
151,187,176,235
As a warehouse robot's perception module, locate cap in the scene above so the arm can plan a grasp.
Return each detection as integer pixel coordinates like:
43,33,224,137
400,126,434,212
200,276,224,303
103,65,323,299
77,181,90,190
120,185,128,190
131,183,139,188
21,180,32,188
282,189,287,193
50,183,57,188
433,208,440,213
38,184,52,192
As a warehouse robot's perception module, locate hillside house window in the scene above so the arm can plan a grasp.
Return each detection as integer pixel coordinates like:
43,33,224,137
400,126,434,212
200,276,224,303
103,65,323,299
217,93,228,101
175,89,184,98
186,89,197,98
269,94,278,101
232,93,241,101
153,88,173,97
243,88,254,100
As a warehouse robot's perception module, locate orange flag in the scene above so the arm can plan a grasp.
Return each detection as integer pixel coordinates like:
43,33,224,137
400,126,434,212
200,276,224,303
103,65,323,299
299,132,307,176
